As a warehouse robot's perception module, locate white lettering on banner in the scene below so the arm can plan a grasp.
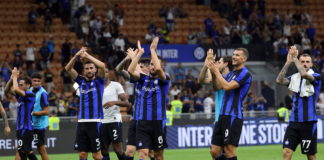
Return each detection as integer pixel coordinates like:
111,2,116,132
178,126,213,147
0,137,57,150
162,49,178,59
239,123,288,145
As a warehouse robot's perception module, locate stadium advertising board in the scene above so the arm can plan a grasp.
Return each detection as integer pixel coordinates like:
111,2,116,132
140,44,266,62
0,116,323,155
168,116,324,149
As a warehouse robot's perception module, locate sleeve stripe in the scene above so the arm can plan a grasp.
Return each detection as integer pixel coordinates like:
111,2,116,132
238,72,252,85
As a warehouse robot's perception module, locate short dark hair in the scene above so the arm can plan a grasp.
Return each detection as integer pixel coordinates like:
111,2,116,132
21,77,32,86
31,72,42,79
222,56,233,70
139,58,151,66
299,53,312,59
235,48,249,59
83,61,97,68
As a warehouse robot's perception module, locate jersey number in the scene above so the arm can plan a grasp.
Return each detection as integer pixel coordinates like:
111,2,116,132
302,140,311,149
113,129,117,138
96,138,100,150
158,136,163,144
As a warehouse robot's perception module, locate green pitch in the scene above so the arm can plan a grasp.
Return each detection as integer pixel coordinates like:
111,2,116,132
1,143,323,160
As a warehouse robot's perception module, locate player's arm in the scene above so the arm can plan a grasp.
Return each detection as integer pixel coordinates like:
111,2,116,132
198,65,210,84
207,61,240,91
4,77,14,95
11,68,25,97
127,46,144,80
103,93,130,108
65,48,83,80
289,46,315,81
0,102,11,136
32,92,49,116
150,37,166,80
82,49,106,79
293,56,315,81
276,46,294,85
115,55,131,79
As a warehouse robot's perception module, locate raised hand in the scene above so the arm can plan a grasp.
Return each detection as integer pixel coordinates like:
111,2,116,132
11,67,19,77
205,48,215,64
126,48,137,59
137,40,144,54
150,37,159,51
288,45,298,58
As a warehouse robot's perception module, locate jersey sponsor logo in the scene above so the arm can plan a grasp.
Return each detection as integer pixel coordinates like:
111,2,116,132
80,87,97,94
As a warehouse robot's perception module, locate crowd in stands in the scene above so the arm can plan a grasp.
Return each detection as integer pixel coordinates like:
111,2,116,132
2,0,324,119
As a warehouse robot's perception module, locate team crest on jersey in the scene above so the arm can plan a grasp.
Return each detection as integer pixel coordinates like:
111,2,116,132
232,75,236,80
91,82,93,86
154,80,158,84
285,140,289,145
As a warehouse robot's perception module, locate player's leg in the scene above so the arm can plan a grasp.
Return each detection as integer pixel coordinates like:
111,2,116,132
126,120,137,160
283,148,294,160
210,145,224,160
137,120,152,160
149,150,156,160
138,149,149,159
154,150,163,160
89,122,102,160
113,142,126,160
307,154,316,160
282,123,299,160
223,116,243,159
210,120,225,159
111,122,126,160
152,120,168,160
18,130,38,160
100,123,110,160
125,145,136,160
92,151,103,160
75,123,91,160
223,144,237,159
301,122,317,160
34,129,48,160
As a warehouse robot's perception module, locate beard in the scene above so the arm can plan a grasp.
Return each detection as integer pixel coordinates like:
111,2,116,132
86,72,95,79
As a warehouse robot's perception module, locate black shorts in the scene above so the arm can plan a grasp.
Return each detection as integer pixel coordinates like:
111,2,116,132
33,129,46,147
283,122,317,155
75,122,101,153
211,115,243,147
17,130,34,152
136,120,168,150
100,122,123,149
127,120,137,146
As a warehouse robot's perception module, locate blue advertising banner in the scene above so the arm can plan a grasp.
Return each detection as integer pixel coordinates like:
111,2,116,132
140,44,266,62
166,116,324,149
141,44,206,62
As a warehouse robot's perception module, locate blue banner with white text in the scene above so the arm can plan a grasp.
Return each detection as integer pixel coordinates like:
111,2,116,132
167,116,324,149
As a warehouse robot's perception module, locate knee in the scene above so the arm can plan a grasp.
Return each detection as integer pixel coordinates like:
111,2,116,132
79,152,87,159
210,148,221,158
93,154,103,160
283,148,293,157
307,154,316,160
113,143,123,154
139,149,149,158
126,146,136,156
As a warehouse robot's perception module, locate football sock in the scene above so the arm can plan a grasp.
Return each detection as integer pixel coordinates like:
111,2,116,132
226,156,237,160
27,153,38,160
126,156,134,160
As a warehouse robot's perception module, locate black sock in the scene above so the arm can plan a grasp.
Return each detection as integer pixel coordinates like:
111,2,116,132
150,158,156,160
19,151,28,160
102,153,110,160
27,153,38,160
125,156,134,160
215,153,226,160
117,152,126,160
226,156,237,160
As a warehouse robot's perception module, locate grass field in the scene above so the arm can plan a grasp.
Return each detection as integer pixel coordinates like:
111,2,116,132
1,143,323,160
